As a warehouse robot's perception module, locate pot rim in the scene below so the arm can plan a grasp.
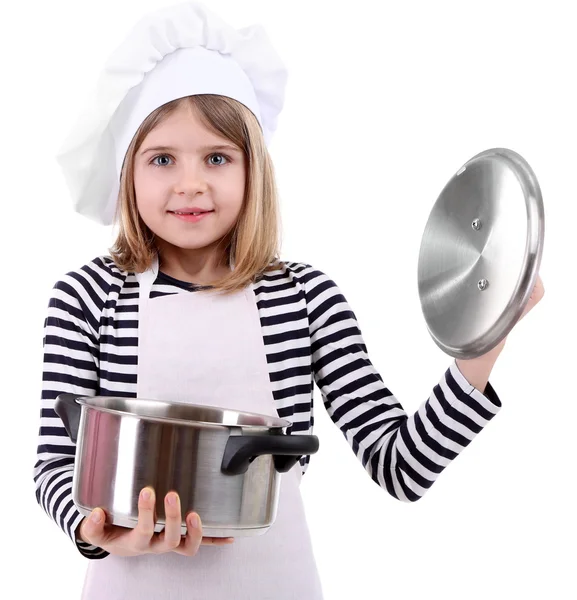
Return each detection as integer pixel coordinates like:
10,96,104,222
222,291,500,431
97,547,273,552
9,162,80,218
74,395,292,430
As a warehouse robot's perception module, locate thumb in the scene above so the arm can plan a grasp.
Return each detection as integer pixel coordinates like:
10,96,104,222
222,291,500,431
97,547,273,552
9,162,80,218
519,275,545,321
80,508,106,544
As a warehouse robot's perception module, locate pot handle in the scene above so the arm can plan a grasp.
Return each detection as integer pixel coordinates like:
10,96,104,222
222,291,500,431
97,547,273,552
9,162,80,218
54,393,83,443
221,434,319,475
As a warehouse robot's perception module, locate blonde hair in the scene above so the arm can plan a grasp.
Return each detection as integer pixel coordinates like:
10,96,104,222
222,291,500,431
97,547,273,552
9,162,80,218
109,94,282,293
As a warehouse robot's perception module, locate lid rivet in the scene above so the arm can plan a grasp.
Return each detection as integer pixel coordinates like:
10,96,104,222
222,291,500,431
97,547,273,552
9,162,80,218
478,279,489,291
472,218,482,231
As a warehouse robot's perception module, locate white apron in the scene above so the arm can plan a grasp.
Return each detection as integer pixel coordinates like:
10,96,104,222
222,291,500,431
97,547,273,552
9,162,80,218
81,261,324,600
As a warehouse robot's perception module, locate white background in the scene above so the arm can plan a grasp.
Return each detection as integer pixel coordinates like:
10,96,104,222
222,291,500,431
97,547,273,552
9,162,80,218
1,0,575,598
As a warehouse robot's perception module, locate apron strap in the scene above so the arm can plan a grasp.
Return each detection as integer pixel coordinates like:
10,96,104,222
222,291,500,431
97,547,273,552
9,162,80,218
134,254,159,330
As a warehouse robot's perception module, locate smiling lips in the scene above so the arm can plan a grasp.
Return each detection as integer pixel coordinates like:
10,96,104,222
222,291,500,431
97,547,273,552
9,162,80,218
168,207,214,223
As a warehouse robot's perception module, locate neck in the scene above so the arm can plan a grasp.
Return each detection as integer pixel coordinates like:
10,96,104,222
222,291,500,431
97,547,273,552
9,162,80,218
156,240,230,285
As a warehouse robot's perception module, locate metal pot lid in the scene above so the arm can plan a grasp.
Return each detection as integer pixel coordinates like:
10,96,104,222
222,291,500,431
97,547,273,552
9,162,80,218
74,396,292,430
417,148,544,359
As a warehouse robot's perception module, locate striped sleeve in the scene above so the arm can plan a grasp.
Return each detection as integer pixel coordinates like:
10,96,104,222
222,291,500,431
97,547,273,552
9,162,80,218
301,266,502,502
33,258,116,558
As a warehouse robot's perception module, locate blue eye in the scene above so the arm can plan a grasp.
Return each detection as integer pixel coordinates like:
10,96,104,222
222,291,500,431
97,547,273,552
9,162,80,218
151,154,173,167
209,153,229,166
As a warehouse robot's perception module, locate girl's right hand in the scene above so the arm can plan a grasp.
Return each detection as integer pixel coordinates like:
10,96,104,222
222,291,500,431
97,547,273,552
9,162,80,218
77,487,234,557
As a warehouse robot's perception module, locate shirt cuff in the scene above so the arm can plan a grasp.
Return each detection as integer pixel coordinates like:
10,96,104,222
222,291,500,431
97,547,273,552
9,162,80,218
450,359,502,410
70,511,110,560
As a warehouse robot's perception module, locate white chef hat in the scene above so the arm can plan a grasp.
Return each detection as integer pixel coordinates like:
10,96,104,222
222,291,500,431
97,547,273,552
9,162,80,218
55,1,288,225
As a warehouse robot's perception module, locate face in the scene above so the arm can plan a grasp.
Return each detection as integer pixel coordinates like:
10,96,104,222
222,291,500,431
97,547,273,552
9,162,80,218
133,102,246,257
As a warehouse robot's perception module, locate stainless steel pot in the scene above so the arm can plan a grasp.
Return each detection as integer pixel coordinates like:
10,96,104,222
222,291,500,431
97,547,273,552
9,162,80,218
418,148,545,359
54,394,319,537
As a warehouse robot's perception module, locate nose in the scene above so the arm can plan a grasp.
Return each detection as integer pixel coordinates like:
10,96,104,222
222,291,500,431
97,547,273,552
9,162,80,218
173,160,209,196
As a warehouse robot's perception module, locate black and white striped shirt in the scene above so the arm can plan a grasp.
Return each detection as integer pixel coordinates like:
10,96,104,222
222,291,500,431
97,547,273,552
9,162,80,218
33,255,502,560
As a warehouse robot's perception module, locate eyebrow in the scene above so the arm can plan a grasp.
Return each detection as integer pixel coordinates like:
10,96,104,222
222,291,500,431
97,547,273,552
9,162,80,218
139,144,241,155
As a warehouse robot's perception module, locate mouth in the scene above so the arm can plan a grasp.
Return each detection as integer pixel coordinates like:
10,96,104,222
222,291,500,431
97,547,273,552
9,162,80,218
168,209,214,223
169,210,213,216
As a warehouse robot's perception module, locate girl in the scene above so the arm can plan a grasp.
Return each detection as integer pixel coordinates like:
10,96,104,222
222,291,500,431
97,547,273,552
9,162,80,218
33,3,544,599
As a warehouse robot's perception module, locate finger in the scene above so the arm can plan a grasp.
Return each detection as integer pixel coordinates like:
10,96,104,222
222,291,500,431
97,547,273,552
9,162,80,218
153,492,182,551
173,512,203,556
130,487,157,551
530,277,544,300
535,276,545,299
80,508,106,545
201,537,235,545
520,278,545,321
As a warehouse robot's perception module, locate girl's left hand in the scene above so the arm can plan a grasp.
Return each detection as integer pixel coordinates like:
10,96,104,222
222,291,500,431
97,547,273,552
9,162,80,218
455,275,544,391
477,274,544,359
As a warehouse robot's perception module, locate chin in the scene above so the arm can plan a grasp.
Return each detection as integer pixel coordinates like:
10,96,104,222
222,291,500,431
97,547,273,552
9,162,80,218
159,233,226,251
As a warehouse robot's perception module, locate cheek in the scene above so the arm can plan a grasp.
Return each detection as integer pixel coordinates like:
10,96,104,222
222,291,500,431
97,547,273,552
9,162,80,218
134,188,152,221
222,170,246,213
134,169,165,215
